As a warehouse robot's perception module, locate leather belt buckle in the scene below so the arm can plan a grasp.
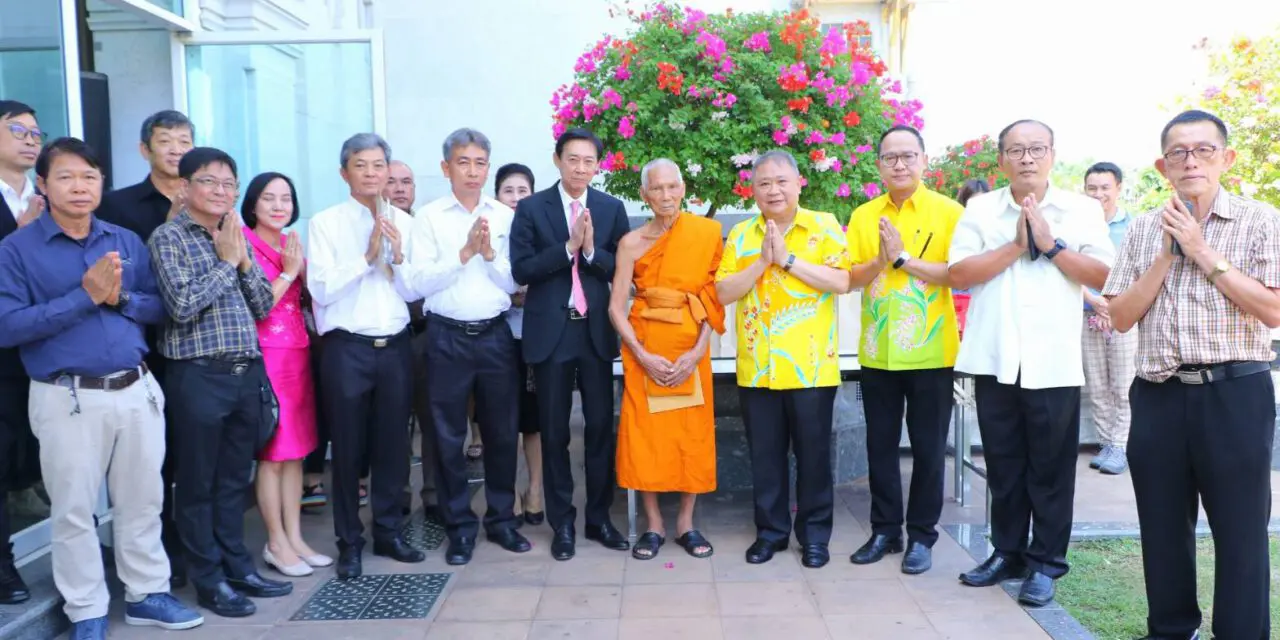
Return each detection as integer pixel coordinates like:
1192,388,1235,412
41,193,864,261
1174,369,1207,385
231,363,249,376
464,322,485,336
373,338,388,348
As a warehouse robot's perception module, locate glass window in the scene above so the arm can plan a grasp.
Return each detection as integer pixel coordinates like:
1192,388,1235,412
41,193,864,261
184,42,375,240
0,0,69,140
139,0,184,16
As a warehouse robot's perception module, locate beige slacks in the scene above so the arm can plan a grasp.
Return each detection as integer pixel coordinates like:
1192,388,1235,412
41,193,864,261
29,371,169,622
1081,317,1139,447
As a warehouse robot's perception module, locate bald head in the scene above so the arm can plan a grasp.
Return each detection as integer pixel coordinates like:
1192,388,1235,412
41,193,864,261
384,160,416,212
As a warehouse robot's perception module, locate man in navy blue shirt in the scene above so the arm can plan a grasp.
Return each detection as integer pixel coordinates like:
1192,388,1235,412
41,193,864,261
0,138,203,639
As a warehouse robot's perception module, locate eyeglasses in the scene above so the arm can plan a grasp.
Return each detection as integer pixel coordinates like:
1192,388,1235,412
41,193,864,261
1163,145,1219,165
878,152,919,167
192,176,239,192
1004,145,1051,161
6,124,43,144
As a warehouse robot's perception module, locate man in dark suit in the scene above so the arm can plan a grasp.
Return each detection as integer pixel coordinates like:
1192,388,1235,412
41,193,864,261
511,128,630,560
0,99,43,604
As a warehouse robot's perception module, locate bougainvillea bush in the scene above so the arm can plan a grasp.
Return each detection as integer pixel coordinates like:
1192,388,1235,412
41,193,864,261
922,135,1007,200
550,3,924,221
1177,33,1280,206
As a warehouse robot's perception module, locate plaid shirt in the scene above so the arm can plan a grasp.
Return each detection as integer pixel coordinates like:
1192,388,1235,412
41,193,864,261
1102,189,1280,382
148,212,274,360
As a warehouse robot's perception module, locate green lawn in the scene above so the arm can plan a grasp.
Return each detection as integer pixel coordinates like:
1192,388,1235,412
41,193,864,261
1055,535,1280,640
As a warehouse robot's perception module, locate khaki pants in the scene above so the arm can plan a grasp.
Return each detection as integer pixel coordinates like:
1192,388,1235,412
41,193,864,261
29,371,169,622
1082,317,1138,447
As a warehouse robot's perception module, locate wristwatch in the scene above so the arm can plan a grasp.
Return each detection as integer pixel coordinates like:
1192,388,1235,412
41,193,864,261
110,290,131,312
1207,259,1231,284
782,253,796,272
1044,238,1067,260
892,250,911,269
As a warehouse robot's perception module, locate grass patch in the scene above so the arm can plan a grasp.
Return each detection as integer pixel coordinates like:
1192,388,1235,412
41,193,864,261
1055,535,1280,640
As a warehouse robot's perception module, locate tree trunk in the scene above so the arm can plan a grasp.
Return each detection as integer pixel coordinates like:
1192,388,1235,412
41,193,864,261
705,202,719,218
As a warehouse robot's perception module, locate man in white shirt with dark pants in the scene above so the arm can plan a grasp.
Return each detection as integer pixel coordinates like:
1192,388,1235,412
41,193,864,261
948,120,1113,607
407,129,529,565
307,133,427,579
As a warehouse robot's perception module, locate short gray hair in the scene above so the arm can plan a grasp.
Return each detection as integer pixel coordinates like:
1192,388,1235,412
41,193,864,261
442,128,491,161
340,133,391,168
752,150,799,175
640,158,683,191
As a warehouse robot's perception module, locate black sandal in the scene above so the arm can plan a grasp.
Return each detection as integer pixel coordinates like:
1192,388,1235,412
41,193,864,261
632,531,665,560
675,530,714,559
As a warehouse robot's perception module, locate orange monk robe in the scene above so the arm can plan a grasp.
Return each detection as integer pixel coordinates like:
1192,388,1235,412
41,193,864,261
617,213,726,494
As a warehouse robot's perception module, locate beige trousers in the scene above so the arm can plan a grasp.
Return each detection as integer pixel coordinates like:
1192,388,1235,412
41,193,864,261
29,371,170,622
1081,317,1139,447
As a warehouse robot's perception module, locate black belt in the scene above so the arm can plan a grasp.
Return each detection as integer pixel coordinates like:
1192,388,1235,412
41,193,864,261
426,313,499,336
46,363,148,391
1171,360,1270,385
187,358,259,376
327,329,409,349
567,308,587,321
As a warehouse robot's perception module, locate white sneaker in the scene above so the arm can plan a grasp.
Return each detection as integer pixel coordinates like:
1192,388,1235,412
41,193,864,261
1099,448,1128,475
1090,445,1114,469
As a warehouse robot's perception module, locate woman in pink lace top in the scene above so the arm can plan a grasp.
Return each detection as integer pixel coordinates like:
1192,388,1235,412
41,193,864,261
242,172,330,576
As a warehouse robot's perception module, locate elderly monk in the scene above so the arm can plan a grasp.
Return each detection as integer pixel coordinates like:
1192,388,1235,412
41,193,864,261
609,158,725,561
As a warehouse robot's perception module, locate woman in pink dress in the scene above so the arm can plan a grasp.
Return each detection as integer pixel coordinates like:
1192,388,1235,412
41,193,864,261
241,172,331,576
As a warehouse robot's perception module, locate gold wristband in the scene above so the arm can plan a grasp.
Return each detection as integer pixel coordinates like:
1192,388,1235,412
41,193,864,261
1206,260,1231,284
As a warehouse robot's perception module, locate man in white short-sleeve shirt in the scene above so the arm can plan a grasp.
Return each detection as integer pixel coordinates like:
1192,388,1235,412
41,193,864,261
947,120,1113,607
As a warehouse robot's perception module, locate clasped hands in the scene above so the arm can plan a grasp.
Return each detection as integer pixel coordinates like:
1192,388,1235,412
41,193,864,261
81,251,123,306
1158,196,1207,259
364,214,405,266
566,208,595,256
758,220,791,267
212,212,254,272
1012,194,1056,255
637,347,700,388
459,216,496,263
876,217,905,266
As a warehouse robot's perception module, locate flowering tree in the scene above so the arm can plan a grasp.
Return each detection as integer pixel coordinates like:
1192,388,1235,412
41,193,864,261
922,135,1006,200
1178,33,1280,205
550,3,924,221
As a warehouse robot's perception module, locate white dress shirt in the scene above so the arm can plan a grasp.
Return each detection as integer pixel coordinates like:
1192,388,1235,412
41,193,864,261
409,194,517,322
558,182,595,308
949,186,1115,389
505,291,526,340
1,176,34,219
307,197,422,336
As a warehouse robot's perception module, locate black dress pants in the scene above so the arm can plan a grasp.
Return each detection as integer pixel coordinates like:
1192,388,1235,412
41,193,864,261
0,376,28,562
972,376,1079,578
1129,371,1275,640
409,323,437,508
739,386,837,546
860,367,954,546
533,319,616,532
320,330,413,550
166,359,265,590
147,353,185,579
425,317,519,539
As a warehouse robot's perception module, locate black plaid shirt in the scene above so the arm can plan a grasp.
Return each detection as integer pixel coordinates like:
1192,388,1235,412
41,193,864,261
148,212,274,360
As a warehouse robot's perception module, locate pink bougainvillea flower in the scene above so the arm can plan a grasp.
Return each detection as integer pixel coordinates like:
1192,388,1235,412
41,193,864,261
626,101,638,112
696,29,727,61
799,176,808,187
600,151,626,172
600,87,623,110
777,62,810,92
772,129,790,145
738,169,754,181
804,131,826,145
863,182,882,199
831,159,843,173
613,66,632,82
618,115,636,139
551,121,567,140
744,31,771,52
855,144,873,154
1203,85,1222,99
850,61,872,87
688,85,703,98
582,100,601,122
836,183,851,198
829,132,847,146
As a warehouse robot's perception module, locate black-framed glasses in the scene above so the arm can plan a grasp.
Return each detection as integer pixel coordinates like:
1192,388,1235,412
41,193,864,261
1163,145,1219,165
878,152,919,167
192,176,239,192
6,123,43,143
1004,145,1050,161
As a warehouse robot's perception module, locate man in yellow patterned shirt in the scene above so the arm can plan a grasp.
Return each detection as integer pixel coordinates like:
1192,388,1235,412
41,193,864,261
715,150,851,569
845,126,963,576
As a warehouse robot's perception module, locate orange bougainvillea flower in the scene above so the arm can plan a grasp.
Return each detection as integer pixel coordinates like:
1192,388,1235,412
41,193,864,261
810,149,827,163
797,122,807,131
787,97,814,112
843,111,861,127
822,119,830,128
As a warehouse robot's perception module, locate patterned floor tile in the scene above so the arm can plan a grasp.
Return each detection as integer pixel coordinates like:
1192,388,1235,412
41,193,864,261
291,572,451,622
401,507,447,551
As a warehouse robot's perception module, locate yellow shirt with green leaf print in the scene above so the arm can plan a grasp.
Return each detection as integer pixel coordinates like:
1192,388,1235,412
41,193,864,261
846,186,963,371
716,208,852,390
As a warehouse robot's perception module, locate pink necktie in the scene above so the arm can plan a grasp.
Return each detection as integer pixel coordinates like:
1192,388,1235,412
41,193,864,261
569,201,588,316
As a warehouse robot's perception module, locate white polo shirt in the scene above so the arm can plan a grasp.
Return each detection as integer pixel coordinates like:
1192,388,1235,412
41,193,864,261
949,186,1115,390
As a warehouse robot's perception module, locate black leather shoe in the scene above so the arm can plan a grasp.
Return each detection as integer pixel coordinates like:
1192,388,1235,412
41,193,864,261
959,554,1027,587
800,543,830,568
227,572,293,598
745,538,788,564
584,522,630,551
0,562,30,604
446,537,475,566
1017,571,1055,607
551,526,576,561
373,536,426,563
524,510,545,526
487,528,532,554
849,534,904,565
900,542,932,575
196,581,256,618
336,546,362,580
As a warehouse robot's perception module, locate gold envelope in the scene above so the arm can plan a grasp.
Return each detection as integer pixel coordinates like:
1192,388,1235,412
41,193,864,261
646,370,705,414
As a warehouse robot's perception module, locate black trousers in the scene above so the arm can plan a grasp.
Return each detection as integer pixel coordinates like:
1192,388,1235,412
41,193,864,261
533,319,616,531
320,330,413,549
425,317,519,539
166,359,265,590
410,325,437,507
145,354,186,579
860,367,954,546
0,377,28,562
739,386,837,545
1130,371,1275,640
973,376,1079,578
514,339,539,435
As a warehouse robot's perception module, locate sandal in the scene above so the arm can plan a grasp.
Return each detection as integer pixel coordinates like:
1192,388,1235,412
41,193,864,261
675,530,714,559
631,531,665,560
301,483,327,508
466,444,483,460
